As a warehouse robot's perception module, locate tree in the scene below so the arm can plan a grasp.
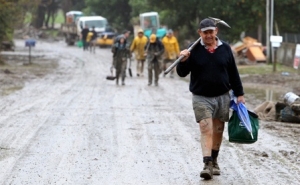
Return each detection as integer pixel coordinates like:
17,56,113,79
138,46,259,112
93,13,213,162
85,0,132,32
58,0,86,24
274,0,300,33
0,0,38,61
45,0,60,29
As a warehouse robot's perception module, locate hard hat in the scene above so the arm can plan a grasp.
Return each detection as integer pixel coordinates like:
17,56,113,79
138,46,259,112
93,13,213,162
167,29,173,34
138,29,144,33
149,34,156,43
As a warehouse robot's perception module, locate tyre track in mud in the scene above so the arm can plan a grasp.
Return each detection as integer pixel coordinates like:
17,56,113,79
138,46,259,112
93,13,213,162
0,40,299,185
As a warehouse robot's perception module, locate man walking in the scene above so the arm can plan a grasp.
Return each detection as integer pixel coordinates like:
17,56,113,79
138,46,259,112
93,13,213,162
111,30,131,71
130,29,148,77
145,34,164,86
81,25,89,51
162,29,180,78
176,18,245,180
88,26,98,53
114,36,130,85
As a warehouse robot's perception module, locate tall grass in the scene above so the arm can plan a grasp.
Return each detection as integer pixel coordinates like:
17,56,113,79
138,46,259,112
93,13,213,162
237,63,298,75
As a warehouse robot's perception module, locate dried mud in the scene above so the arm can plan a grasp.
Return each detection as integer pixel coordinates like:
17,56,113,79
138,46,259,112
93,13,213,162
0,39,299,185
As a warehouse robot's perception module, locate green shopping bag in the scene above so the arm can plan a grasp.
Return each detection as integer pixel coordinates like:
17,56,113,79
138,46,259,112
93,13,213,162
77,40,83,48
228,110,259,144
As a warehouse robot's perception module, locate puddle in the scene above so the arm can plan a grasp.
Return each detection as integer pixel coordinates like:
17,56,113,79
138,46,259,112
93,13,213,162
244,87,283,102
243,83,289,108
1,86,24,96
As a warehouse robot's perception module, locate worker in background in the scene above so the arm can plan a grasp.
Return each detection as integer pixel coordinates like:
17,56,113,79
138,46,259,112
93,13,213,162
111,30,131,70
81,25,89,51
88,26,98,53
145,34,164,86
130,29,148,77
114,36,130,85
162,29,180,78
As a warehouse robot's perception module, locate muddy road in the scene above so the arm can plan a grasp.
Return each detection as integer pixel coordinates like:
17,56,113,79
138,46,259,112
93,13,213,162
0,40,299,185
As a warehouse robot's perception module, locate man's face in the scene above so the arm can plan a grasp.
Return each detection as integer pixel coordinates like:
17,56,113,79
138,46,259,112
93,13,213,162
167,33,172,38
198,28,218,45
124,31,130,38
138,32,143,37
120,38,125,44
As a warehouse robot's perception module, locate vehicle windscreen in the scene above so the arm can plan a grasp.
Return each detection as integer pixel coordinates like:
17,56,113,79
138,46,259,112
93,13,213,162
143,15,158,29
85,20,107,28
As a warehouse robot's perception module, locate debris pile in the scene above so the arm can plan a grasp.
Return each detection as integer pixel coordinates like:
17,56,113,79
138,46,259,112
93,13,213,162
1,41,14,51
231,36,266,64
254,92,300,123
14,24,47,40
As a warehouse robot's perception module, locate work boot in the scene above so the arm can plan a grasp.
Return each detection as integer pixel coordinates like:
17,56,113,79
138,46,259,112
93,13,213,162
212,158,221,175
200,161,213,180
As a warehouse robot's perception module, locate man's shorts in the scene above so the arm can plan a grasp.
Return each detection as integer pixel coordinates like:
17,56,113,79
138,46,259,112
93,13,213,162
192,92,230,123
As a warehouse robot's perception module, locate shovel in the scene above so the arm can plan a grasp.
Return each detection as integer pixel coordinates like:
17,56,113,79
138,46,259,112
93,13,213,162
128,57,132,77
106,66,116,80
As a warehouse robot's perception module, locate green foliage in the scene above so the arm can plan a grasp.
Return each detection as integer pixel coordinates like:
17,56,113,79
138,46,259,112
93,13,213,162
24,12,33,24
85,0,132,32
81,0,300,45
4,0,300,48
44,29,59,37
0,0,39,50
0,1,19,43
48,9,65,24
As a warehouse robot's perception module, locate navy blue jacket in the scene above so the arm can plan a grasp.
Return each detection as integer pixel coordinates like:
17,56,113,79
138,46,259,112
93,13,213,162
176,40,244,97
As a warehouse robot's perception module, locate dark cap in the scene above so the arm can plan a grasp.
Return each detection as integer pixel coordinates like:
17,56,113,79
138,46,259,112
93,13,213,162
122,30,130,34
199,18,216,31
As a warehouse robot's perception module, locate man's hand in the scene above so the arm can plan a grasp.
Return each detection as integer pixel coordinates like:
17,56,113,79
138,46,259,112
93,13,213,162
180,49,190,62
237,96,245,104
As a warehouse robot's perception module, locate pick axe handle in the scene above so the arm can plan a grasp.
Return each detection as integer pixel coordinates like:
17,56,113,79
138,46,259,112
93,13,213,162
164,37,201,75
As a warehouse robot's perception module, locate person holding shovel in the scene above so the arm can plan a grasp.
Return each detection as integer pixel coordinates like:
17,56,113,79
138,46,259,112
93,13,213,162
145,34,164,86
176,18,245,180
130,29,148,77
109,30,131,82
111,31,130,64
113,36,130,85
162,29,180,78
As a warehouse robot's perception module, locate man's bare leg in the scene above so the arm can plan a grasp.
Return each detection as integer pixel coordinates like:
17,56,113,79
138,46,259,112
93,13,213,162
199,118,213,156
136,60,141,76
199,118,213,179
211,118,225,175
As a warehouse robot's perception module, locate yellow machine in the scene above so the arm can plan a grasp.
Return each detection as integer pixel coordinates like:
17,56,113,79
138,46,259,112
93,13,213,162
97,32,115,47
97,25,116,48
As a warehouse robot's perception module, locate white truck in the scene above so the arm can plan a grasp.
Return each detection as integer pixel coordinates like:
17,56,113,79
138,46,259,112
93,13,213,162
61,11,108,46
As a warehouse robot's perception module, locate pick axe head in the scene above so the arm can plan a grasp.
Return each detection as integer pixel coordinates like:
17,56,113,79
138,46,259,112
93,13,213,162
208,17,231,28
